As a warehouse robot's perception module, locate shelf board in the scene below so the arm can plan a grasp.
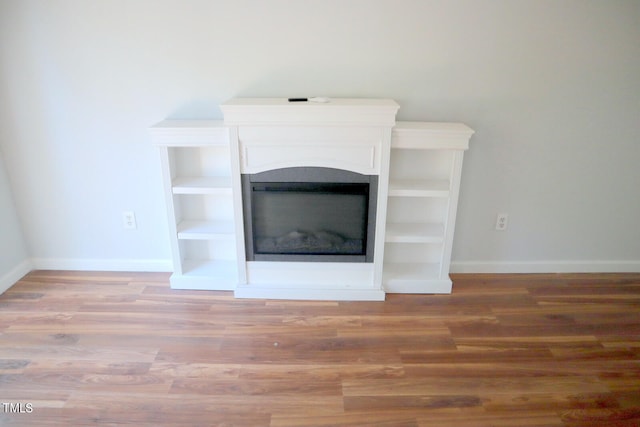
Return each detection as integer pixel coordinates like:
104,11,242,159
172,176,233,194
383,262,441,283
150,120,229,147
385,223,444,243
383,261,452,294
171,259,238,290
388,179,450,197
181,259,237,279
392,121,474,150
177,220,235,239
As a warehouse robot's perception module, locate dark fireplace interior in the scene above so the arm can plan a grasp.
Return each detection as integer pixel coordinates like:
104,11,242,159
242,167,377,262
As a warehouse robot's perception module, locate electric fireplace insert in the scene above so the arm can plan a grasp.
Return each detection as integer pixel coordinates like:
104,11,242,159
242,167,377,262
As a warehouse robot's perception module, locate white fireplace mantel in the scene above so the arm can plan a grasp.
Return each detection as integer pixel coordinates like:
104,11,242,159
221,98,399,127
150,98,473,300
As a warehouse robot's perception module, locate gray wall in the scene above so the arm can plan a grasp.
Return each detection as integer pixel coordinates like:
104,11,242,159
0,149,29,291
0,0,638,272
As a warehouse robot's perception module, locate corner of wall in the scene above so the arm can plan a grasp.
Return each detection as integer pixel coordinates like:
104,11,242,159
0,259,33,294
0,149,32,294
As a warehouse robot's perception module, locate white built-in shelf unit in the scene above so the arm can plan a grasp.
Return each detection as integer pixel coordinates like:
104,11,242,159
150,98,473,300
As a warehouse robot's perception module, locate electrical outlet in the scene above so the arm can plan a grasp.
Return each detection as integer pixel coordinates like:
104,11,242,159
122,211,137,230
495,213,508,231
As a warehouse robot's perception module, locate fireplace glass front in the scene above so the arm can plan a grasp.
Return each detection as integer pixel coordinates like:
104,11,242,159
242,168,377,262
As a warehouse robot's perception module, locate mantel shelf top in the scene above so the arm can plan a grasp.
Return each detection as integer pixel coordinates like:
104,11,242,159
220,97,400,127
222,97,399,107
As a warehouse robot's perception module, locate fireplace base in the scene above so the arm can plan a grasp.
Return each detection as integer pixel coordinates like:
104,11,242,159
236,261,384,301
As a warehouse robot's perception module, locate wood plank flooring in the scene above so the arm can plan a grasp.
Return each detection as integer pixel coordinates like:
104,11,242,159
0,271,639,426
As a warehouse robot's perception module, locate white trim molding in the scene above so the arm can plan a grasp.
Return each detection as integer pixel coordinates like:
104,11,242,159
451,260,640,274
30,258,173,272
0,259,34,294
1,258,173,295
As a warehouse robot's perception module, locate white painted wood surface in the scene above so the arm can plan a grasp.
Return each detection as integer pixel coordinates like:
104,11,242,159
150,98,473,299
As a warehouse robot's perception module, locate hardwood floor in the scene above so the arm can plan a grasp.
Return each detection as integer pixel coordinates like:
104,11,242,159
1,271,639,426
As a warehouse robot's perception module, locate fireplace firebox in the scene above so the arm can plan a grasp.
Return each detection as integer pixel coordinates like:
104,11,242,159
242,167,377,262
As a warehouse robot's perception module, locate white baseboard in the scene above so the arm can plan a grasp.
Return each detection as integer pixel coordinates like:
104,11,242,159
0,259,34,294
450,260,640,274
3,258,637,296
0,258,172,295
30,258,173,273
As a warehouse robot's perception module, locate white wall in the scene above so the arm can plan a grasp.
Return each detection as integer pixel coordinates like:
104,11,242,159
0,0,638,273
0,149,30,292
